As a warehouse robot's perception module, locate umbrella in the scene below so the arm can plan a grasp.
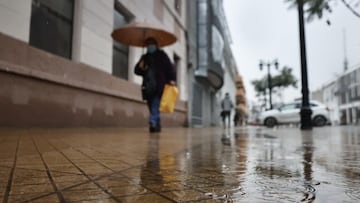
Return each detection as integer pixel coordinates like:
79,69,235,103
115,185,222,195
111,21,177,47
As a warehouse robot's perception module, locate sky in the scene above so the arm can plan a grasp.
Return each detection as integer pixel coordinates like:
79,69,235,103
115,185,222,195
223,0,360,105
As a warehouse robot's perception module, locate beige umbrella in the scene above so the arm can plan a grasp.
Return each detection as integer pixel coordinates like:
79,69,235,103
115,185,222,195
111,21,177,47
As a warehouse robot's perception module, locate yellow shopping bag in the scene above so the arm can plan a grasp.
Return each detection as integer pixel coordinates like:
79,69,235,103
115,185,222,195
159,84,178,113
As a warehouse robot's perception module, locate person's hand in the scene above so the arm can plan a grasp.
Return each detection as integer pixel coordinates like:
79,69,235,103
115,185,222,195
169,80,176,86
139,60,145,69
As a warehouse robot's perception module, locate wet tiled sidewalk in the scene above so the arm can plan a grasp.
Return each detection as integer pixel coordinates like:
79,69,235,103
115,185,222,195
0,126,359,202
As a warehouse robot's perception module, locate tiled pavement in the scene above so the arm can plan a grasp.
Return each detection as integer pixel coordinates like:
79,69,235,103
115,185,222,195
0,126,359,202
0,128,229,203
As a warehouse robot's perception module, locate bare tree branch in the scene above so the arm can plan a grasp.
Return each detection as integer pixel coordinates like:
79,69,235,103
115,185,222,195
341,0,360,18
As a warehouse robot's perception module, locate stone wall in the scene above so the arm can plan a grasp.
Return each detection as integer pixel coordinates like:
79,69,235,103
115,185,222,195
0,33,187,127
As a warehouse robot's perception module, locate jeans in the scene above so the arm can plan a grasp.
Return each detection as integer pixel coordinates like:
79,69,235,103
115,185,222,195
147,96,160,127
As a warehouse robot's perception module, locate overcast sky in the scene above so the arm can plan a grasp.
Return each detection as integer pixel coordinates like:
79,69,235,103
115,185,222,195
224,0,360,105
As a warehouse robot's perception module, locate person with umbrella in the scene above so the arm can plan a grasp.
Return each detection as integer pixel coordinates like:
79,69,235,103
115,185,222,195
112,22,177,133
134,37,176,132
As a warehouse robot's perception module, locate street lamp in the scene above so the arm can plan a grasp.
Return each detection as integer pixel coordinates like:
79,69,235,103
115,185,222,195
259,59,278,110
297,0,313,130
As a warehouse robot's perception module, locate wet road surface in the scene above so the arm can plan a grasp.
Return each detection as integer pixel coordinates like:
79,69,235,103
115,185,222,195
0,126,359,202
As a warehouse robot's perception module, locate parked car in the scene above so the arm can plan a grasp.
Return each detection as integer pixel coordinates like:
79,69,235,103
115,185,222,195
258,100,330,128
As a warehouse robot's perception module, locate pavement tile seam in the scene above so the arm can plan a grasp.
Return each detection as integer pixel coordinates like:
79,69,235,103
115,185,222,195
43,138,124,203
8,193,54,203
45,169,83,176
68,144,180,202
30,136,64,203
72,148,132,171
160,189,213,203
62,190,112,202
2,135,20,203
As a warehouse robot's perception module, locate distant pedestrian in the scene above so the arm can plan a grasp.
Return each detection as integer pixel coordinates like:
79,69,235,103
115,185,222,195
134,37,176,133
234,110,240,126
221,93,234,128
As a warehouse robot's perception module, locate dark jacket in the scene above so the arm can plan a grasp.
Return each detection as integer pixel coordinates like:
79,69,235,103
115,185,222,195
134,49,176,100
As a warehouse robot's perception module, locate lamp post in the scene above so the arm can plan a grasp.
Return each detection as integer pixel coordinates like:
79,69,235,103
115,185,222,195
259,59,279,110
297,0,313,130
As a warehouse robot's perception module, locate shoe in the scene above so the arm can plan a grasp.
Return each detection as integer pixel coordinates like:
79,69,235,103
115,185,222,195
149,125,157,133
155,125,161,132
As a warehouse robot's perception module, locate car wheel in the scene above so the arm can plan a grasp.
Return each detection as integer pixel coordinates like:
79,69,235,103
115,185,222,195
264,117,277,128
312,116,326,127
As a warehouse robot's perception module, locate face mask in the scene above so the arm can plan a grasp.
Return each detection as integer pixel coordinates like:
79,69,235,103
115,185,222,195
147,45,157,54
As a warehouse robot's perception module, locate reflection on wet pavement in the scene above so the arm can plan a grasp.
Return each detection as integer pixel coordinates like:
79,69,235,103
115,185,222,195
0,126,359,202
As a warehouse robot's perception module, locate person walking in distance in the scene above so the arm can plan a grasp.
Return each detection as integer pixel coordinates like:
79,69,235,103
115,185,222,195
134,37,176,133
221,93,234,128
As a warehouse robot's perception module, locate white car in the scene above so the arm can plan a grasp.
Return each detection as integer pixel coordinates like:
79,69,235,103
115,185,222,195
258,101,330,128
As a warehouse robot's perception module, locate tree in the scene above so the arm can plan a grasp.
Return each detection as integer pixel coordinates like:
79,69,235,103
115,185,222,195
251,78,268,108
252,67,298,105
272,66,298,89
286,0,360,22
252,79,267,96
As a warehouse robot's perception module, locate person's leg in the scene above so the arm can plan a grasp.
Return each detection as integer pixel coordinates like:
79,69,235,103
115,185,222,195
157,116,161,132
153,96,161,132
148,97,156,132
222,115,226,129
147,99,153,126
149,96,160,132
228,112,231,128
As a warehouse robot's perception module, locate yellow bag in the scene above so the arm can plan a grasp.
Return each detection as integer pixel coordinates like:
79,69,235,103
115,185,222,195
159,84,178,113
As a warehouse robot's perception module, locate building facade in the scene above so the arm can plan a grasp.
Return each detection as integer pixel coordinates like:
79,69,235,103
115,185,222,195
0,0,188,127
338,65,360,124
312,81,340,125
187,0,239,127
235,75,247,126
311,64,360,125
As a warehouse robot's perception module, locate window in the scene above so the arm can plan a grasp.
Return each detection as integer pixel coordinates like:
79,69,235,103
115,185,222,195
211,25,224,64
29,0,74,59
341,93,346,104
197,0,208,70
112,3,131,80
355,87,358,97
281,103,298,111
352,87,356,98
174,0,182,15
353,71,357,83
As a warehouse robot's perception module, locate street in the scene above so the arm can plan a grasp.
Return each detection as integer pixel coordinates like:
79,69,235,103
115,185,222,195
0,126,359,202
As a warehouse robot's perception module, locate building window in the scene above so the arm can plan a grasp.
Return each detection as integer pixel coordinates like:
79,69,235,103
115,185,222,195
211,25,224,64
354,71,357,83
112,3,131,80
175,0,182,15
29,0,74,59
342,93,346,104
197,0,208,70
